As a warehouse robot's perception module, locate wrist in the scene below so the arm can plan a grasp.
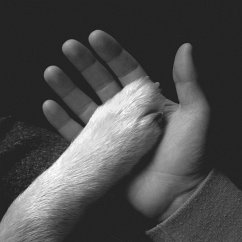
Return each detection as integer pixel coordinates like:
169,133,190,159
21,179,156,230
158,174,208,222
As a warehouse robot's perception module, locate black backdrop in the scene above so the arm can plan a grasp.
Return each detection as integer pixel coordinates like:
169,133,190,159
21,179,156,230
0,0,242,186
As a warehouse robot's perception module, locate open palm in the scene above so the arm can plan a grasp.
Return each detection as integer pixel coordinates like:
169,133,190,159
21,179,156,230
43,30,210,219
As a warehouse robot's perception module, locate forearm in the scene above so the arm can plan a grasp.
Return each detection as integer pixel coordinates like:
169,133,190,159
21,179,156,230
0,144,99,242
0,136,135,241
0,78,163,241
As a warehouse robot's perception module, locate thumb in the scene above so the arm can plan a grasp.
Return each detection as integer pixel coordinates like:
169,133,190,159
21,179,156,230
173,43,207,107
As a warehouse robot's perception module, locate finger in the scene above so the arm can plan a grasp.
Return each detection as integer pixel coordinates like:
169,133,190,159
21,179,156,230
43,100,83,141
88,30,148,86
44,66,98,124
62,39,121,102
172,43,207,107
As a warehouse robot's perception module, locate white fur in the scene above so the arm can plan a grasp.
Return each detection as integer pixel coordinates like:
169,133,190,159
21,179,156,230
0,77,165,241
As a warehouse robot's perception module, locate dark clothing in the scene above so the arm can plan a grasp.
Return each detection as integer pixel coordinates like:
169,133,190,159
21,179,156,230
0,116,68,219
1,1,242,241
146,170,242,241
1,116,242,241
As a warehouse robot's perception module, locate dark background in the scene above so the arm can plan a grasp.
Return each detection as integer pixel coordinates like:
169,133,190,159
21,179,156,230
0,0,242,185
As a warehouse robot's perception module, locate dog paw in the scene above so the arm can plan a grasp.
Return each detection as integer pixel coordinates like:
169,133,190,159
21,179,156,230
78,77,166,175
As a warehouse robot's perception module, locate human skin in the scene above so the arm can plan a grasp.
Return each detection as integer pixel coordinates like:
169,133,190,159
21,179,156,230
0,77,164,242
0,30,210,241
43,30,210,220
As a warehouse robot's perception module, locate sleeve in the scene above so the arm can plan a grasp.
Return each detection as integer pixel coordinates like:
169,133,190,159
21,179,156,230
145,169,242,241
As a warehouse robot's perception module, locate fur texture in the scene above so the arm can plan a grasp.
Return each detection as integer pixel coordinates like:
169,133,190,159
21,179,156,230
0,77,165,241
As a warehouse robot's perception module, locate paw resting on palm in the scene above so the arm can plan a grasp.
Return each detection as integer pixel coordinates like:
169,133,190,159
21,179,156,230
43,30,210,220
74,77,165,179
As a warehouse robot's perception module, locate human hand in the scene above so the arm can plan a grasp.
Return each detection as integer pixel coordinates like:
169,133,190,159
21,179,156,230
43,30,210,220
0,73,164,242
